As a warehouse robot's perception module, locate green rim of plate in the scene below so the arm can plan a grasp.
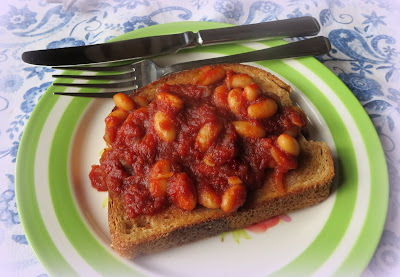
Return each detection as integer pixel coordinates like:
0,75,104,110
15,21,388,276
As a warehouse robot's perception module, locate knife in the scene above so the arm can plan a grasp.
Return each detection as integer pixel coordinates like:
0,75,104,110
22,16,320,66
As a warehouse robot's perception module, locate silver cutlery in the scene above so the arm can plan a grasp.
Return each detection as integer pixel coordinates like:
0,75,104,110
22,17,321,66
53,36,331,98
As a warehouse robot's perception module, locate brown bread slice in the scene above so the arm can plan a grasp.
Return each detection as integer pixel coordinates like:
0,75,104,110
107,64,335,258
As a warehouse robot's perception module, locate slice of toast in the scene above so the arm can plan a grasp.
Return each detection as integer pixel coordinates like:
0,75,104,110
107,64,335,258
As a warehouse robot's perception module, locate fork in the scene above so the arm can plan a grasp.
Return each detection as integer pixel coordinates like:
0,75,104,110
52,36,331,98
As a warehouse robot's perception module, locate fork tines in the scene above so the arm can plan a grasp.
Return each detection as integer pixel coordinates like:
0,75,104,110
52,79,137,89
52,71,136,81
52,64,133,72
52,63,137,92
53,91,126,98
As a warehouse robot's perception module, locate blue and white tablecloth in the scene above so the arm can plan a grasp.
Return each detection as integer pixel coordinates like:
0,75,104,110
0,0,399,276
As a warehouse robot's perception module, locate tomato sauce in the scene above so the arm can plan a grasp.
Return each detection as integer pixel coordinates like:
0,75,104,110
89,67,306,218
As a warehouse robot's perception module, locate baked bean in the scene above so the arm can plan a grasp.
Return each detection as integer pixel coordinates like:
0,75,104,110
193,71,205,84
277,133,300,156
195,121,223,152
198,185,221,209
154,111,176,142
201,65,213,72
168,173,197,211
247,98,277,119
228,176,243,187
150,159,172,177
291,106,307,126
212,85,230,110
203,154,215,167
133,95,149,107
113,93,135,111
134,106,148,116
202,67,226,85
201,86,213,98
243,83,260,101
103,126,116,144
157,92,184,111
230,74,253,88
105,109,128,127
227,88,243,115
221,183,246,213
270,146,286,164
193,66,213,83
149,159,172,198
233,121,266,138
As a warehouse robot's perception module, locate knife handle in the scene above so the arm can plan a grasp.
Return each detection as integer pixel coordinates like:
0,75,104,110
197,17,320,45
165,36,331,74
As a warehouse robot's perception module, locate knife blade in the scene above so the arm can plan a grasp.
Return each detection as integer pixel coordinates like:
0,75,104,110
22,16,320,66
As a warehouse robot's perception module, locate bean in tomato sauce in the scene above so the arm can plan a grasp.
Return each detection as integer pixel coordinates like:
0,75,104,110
89,66,307,218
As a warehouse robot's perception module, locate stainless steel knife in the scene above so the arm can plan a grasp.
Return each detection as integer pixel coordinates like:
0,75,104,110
22,17,320,66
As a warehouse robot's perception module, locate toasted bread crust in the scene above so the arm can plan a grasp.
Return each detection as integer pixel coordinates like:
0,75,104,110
107,64,335,258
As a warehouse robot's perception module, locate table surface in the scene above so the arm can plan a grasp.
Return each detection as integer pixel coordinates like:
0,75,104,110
0,0,399,276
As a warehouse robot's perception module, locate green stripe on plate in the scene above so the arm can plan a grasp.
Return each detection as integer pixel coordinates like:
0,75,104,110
334,137,388,276
256,56,357,275
292,55,388,276
299,60,389,277
259,38,387,275
48,91,143,275
15,87,78,276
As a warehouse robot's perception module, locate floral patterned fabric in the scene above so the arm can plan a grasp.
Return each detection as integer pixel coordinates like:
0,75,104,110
0,0,399,276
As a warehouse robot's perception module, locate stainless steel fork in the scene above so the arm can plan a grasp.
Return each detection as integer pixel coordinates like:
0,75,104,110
53,36,331,98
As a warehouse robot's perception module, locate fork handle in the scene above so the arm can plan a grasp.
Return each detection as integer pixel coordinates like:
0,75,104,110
164,36,331,75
